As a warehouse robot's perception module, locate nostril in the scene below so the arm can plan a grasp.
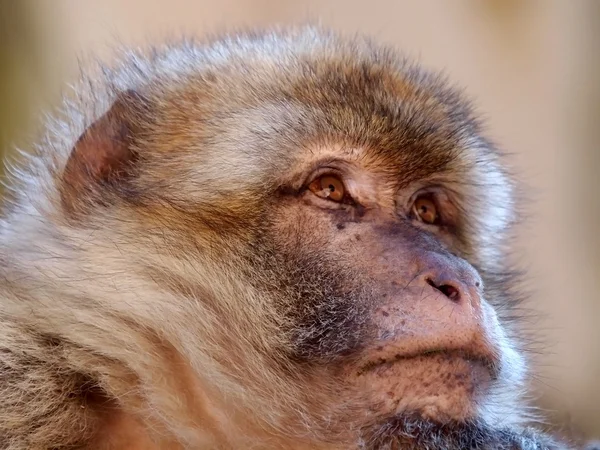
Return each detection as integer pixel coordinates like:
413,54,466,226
426,278,461,302
438,284,459,301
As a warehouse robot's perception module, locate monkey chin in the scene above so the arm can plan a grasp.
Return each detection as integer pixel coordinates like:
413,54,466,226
352,352,494,423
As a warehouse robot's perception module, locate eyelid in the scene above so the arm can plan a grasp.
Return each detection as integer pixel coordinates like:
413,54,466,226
303,166,346,187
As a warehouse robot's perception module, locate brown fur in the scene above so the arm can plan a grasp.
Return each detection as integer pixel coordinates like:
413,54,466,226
0,27,574,449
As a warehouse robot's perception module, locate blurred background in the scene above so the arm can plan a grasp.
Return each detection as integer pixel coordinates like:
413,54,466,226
1,0,598,441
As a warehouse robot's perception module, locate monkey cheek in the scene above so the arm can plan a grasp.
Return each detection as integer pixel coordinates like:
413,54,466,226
352,355,492,422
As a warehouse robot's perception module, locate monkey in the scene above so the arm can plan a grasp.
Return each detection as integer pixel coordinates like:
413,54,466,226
0,26,585,449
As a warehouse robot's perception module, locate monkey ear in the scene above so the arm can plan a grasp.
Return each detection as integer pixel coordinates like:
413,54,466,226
60,90,148,214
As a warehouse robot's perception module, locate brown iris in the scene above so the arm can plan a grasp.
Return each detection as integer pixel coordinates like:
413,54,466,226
309,175,345,202
413,196,438,224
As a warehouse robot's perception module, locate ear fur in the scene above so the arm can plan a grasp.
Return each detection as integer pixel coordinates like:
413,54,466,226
60,90,147,213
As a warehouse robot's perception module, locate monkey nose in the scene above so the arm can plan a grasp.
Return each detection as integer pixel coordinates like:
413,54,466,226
417,253,483,308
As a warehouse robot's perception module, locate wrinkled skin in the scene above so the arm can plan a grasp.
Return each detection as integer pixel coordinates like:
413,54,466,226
267,195,499,416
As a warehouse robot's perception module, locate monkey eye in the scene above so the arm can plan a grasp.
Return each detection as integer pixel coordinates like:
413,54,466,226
308,175,346,202
412,196,438,224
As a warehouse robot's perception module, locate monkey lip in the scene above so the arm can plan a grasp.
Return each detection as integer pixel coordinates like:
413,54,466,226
357,348,500,381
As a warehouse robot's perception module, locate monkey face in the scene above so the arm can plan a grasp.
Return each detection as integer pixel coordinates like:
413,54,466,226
261,154,510,424
54,29,528,445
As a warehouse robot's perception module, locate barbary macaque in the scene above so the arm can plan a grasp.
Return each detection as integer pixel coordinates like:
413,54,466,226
0,27,582,449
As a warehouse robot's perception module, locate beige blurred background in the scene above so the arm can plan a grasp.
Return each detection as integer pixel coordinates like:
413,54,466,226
1,0,598,441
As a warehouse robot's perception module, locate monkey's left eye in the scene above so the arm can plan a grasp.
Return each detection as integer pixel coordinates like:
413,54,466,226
412,196,438,224
308,175,346,202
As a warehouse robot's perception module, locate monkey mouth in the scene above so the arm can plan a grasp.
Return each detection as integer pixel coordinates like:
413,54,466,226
357,349,500,381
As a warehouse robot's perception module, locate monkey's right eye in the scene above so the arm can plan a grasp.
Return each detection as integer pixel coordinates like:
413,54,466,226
308,175,346,202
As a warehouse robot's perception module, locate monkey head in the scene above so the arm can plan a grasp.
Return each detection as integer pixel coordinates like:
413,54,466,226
4,28,548,449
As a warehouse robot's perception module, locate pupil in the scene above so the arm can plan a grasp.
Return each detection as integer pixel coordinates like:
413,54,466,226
329,184,335,191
